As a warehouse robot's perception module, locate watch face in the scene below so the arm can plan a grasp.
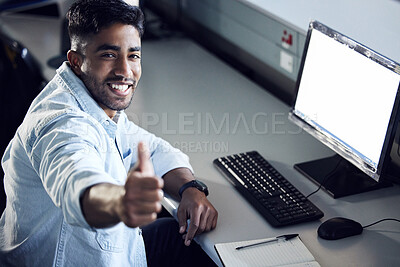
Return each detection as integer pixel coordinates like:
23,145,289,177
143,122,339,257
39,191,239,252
196,180,207,190
195,180,209,196
179,179,209,197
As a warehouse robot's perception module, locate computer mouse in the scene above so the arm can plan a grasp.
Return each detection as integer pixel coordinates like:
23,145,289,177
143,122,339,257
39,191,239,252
317,217,363,240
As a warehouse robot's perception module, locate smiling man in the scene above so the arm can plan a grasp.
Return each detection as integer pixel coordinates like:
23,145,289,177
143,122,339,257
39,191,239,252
0,0,217,266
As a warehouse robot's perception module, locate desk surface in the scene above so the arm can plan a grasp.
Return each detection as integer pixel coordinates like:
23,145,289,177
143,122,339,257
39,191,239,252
127,38,400,266
2,12,399,267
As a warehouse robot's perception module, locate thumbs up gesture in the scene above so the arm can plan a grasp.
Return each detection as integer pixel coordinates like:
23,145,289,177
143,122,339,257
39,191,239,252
119,142,164,228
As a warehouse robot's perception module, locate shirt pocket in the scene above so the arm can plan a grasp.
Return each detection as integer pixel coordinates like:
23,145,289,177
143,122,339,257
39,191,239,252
95,224,125,253
122,148,134,172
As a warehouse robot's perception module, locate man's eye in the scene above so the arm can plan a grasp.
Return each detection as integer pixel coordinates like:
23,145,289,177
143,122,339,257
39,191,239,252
130,54,141,59
101,53,115,58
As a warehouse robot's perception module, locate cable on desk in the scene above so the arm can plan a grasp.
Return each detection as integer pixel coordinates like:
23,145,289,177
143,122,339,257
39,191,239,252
305,158,344,199
362,218,400,229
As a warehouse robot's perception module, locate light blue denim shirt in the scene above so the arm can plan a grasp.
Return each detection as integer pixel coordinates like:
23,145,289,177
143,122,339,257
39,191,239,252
0,62,193,266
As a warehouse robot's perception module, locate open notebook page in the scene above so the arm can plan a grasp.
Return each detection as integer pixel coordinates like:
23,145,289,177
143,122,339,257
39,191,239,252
214,236,320,267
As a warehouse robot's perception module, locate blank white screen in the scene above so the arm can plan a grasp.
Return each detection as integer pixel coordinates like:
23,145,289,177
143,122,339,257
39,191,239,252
294,30,400,169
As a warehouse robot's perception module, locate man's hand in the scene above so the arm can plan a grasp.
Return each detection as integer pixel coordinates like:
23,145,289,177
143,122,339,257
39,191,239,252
81,142,163,228
177,187,218,246
118,142,164,228
163,168,218,246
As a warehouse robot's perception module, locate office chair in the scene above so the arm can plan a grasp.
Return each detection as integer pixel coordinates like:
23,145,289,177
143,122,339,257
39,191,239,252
0,30,46,213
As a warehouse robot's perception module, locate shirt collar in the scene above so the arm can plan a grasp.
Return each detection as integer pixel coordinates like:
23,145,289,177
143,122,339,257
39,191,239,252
56,62,121,137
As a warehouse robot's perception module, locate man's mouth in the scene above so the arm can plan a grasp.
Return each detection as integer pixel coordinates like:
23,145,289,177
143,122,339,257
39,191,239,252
110,83,130,91
108,82,134,96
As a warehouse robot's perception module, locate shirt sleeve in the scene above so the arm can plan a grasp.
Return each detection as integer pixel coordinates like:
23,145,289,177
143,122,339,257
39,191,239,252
121,114,194,177
28,111,116,229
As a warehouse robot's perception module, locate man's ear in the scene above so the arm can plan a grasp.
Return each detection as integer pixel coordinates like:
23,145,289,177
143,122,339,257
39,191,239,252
67,50,83,75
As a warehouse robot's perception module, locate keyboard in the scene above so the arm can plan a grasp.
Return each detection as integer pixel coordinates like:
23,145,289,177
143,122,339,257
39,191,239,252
213,151,324,227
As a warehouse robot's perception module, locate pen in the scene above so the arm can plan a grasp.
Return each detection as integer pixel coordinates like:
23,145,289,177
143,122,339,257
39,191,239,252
235,234,299,250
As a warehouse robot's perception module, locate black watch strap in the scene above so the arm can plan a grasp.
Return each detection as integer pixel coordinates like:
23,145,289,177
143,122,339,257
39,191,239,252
178,180,209,198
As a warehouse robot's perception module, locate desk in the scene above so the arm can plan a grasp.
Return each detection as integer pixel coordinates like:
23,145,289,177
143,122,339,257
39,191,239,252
126,37,400,266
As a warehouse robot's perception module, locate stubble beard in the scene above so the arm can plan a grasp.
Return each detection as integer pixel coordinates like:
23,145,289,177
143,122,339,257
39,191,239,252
80,72,136,111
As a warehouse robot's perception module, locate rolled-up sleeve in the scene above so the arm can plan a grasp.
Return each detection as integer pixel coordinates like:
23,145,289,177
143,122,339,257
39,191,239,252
122,115,193,177
150,137,194,177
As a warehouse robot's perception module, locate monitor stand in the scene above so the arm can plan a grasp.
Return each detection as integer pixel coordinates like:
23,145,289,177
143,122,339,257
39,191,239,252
294,154,392,198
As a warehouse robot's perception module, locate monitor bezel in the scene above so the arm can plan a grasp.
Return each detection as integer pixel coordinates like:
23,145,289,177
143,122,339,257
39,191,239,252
289,20,400,182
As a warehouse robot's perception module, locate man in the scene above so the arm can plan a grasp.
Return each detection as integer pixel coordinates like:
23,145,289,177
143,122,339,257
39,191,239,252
0,0,218,266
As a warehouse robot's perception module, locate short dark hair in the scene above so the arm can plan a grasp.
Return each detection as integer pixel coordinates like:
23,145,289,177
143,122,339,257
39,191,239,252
67,0,144,51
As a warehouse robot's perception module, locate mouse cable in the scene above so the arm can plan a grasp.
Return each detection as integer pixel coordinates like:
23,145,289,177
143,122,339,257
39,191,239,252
362,218,400,229
305,158,344,199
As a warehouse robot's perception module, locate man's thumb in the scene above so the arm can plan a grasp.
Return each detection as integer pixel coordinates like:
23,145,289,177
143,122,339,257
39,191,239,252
136,142,155,176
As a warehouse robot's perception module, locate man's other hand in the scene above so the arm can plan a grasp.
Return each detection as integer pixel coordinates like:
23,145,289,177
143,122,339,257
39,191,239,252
177,187,218,246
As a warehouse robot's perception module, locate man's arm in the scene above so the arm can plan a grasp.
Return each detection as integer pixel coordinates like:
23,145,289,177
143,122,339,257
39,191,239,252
81,142,163,228
163,168,218,246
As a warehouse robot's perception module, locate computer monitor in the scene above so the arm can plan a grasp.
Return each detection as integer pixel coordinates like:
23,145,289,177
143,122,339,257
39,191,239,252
289,21,400,198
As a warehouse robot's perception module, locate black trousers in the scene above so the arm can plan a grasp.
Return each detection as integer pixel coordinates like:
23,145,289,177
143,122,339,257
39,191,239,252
142,217,217,267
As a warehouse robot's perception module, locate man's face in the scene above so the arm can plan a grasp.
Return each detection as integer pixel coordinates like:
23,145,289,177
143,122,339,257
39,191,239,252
77,23,142,118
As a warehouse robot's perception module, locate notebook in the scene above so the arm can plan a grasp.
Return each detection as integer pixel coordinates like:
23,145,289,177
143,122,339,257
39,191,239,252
214,236,320,267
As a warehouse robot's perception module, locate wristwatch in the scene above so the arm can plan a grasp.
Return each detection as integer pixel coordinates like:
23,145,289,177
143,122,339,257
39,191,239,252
179,180,209,198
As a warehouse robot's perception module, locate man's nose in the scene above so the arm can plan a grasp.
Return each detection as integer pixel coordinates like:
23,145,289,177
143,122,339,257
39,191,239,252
114,57,131,77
